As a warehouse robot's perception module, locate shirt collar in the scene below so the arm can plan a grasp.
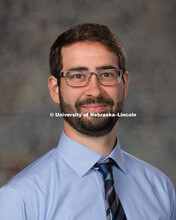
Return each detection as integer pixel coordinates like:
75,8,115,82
106,138,127,174
57,131,127,178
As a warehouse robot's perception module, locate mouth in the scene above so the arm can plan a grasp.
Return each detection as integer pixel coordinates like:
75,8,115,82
81,103,109,113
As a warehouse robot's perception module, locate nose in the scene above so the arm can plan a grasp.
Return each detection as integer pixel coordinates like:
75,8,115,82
85,74,103,97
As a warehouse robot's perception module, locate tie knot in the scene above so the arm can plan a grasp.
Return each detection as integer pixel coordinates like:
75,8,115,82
93,159,114,181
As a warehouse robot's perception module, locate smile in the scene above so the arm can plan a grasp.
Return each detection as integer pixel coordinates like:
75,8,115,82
81,103,109,113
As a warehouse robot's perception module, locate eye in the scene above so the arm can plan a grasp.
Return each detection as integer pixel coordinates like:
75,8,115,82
101,71,115,78
69,72,86,79
72,74,83,79
67,72,89,82
102,72,111,77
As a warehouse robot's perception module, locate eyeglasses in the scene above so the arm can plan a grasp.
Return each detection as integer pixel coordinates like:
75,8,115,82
58,69,123,87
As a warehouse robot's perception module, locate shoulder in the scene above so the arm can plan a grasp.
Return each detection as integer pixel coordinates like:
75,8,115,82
121,150,176,218
3,147,61,192
122,150,172,185
0,147,64,218
122,150,165,176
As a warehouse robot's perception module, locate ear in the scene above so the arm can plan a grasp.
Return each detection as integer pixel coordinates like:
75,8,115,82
48,75,60,104
123,71,130,98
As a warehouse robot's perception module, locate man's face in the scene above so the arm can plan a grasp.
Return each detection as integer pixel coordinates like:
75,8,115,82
50,41,129,136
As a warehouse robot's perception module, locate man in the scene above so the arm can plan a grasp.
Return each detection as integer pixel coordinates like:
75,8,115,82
0,23,175,219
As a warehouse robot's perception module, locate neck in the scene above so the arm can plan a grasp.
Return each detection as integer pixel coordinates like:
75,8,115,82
64,121,117,157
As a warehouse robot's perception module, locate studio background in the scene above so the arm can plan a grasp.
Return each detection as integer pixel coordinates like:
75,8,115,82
0,0,175,188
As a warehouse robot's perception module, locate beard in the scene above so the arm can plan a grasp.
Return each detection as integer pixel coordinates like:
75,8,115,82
59,90,124,137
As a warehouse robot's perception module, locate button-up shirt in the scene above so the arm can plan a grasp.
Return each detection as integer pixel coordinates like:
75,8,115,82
0,132,175,219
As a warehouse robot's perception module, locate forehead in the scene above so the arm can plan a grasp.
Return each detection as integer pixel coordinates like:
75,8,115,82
61,41,119,70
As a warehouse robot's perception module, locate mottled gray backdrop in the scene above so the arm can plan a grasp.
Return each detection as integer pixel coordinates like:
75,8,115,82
0,0,175,188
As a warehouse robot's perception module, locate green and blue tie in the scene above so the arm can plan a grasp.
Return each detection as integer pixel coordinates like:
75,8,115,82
93,159,127,220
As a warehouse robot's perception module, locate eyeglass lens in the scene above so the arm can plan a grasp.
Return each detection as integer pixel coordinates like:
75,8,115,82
65,69,122,87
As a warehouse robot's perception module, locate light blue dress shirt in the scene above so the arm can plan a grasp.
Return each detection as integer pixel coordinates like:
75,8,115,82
0,132,175,219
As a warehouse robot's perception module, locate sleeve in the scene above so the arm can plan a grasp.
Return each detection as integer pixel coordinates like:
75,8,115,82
0,186,27,220
171,185,176,220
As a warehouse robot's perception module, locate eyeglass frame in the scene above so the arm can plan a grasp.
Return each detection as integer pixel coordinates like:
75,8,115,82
58,69,124,87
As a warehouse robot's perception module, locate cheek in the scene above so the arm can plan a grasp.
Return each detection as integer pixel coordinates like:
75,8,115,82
64,91,79,104
106,87,123,101
60,81,82,105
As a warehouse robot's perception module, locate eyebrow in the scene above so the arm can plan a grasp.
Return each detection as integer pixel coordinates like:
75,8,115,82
66,65,118,72
67,67,88,71
96,65,118,71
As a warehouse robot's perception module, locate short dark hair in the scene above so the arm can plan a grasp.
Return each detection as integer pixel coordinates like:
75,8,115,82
49,23,126,81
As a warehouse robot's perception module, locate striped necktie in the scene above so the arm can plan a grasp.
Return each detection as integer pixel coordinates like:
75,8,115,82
93,159,127,220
